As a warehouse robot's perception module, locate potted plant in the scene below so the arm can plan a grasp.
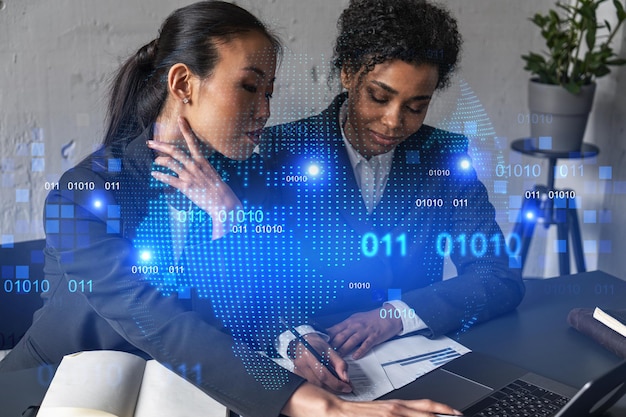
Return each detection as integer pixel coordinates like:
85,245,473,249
522,0,626,152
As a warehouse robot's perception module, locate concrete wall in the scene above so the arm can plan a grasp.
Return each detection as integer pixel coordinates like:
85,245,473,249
1,0,624,279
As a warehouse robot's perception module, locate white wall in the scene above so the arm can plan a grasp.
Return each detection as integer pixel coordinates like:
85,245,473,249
1,0,624,279
597,7,626,280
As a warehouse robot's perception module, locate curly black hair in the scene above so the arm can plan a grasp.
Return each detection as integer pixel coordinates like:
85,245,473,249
332,0,462,90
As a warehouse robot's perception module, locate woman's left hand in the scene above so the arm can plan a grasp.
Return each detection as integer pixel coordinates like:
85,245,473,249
147,116,242,239
326,307,403,359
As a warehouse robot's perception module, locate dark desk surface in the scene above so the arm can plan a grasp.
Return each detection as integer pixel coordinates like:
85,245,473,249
2,270,626,416
458,271,624,386
386,270,626,416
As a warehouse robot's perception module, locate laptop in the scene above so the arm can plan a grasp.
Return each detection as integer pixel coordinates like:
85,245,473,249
379,351,626,417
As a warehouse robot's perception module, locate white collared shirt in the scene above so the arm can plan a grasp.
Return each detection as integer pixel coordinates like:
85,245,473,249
340,99,426,335
339,100,395,214
274,100,427,359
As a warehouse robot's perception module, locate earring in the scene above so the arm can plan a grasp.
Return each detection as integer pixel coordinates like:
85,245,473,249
182,97,189,104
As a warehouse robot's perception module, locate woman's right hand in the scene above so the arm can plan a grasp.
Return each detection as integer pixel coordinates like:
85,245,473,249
147,116,242,239
282,382,462,417
288,333,352,394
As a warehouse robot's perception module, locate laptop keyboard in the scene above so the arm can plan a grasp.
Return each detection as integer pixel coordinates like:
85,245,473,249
464,379,570,417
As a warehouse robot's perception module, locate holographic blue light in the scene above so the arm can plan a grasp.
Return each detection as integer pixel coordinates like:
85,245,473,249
140,250,152,262
459,158,471,170
307,163,320,176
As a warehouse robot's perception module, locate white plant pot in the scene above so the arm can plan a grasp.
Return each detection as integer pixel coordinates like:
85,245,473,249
527,80,596,152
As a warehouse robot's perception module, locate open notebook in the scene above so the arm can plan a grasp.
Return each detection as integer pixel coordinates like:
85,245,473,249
36,350,227,417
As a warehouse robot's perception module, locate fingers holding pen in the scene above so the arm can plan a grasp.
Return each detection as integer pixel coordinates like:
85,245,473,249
289,334,352,394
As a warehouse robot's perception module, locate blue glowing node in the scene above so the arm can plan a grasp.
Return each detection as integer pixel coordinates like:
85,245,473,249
459,159,471,170
93,200,102,209
525,211,535,221
307,164,320,176
140,251,152,262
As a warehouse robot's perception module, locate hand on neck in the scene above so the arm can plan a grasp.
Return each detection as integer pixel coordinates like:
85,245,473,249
153,114,214,158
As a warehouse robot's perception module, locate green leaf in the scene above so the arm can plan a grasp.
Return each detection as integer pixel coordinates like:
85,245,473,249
524,0,626,83
530,13,548,28
579,3,596,21
585,52,601,69
549,9,561,24
557,2,576,16
606,58,626,65
594,65,611,77
565,82,581,94
586,24,597,49
613,0,626,21
572,59,585,76
522,52,547,66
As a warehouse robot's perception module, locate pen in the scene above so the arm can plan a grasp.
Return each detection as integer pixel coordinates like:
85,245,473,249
280,317,345,382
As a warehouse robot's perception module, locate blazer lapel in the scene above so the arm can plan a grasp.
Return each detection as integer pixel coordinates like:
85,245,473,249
371,142,425,231
318,102,372,235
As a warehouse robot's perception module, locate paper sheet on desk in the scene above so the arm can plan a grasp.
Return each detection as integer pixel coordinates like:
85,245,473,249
340,354,395,401
340,335,470,401
268,354,395,401
375,335,470,389
270,335,470,402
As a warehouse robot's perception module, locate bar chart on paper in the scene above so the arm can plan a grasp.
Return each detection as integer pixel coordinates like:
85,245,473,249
340,336,471,401
383,346,464,368
376,336,471,389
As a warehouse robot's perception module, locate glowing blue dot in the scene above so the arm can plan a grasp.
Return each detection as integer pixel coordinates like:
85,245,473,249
459,159,471,170
140,251,152,261
307,164,320,176
525,211,535,221
93,200,102,209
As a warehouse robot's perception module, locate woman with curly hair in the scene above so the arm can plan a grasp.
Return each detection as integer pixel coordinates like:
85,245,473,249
265,0,524,396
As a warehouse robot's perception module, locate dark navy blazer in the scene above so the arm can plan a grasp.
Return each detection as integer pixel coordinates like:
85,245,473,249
263,93,525,337
0,135,303,417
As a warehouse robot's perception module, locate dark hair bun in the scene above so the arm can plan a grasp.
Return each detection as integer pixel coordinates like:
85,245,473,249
135,39,159,71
